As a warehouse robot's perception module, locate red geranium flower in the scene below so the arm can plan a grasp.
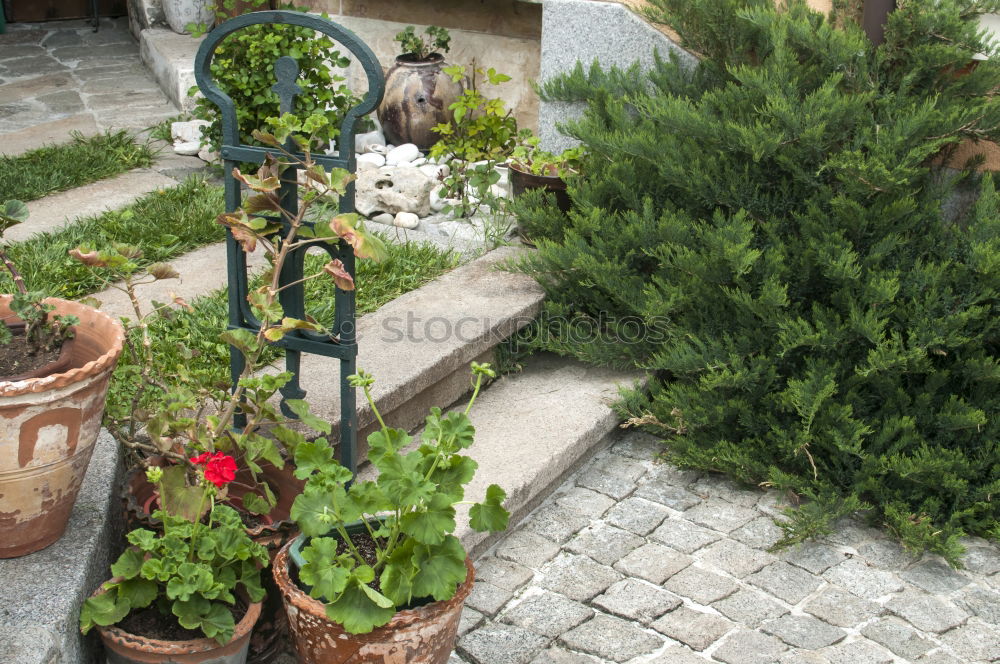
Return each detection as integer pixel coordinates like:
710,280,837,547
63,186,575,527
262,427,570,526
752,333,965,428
190,451,237,488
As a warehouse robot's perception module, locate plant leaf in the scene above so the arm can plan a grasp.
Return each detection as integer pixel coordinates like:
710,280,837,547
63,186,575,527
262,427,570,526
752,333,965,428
323,579,397,634
469,484,509,533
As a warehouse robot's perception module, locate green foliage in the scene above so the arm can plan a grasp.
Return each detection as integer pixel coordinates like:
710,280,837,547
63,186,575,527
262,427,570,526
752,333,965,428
510,133,586,177
189,11,361,153
430,65,520,217
517,0,1000,562
290,363,509,634
79,501,268,644
394,25,451,59
0,131,155,203
7,292,79,354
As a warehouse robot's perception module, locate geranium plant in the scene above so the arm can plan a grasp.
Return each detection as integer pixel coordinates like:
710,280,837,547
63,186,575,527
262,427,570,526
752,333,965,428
79,459,269,645
287,362,509,634
510,134,585,177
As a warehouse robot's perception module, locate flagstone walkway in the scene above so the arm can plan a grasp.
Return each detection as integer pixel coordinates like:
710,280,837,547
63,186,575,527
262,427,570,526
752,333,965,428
0,17,176,154
449,430,1000,664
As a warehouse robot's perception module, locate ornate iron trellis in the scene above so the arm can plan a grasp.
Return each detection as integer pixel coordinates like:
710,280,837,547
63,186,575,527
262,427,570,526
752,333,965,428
194,10,385,476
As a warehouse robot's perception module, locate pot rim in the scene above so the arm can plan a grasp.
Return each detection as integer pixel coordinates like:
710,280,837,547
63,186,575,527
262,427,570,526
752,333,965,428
394,52,446,66
0,296,124,396
273,538,475,640
93,582,262,654
508,160,563,179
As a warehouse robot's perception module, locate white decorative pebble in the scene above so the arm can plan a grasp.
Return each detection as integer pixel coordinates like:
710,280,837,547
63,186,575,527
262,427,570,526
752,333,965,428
357,153,386,168
173,140,200,156
393,211,420,229
371,212,394,225
386,143,421,166
355,129,385,154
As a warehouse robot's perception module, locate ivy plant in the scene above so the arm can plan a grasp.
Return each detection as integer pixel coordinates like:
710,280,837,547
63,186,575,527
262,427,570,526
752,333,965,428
288,362,510,634
79,463,269,645
188,7,363,154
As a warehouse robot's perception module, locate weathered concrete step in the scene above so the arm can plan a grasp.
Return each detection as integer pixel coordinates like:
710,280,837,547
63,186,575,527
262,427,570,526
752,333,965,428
355,352,644,557
0,430,123,664
14,169,178,243
299,246,544,450
139,28,199,112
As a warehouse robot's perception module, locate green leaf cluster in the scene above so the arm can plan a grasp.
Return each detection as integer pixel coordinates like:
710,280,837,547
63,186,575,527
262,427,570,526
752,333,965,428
289,364,508,634
514,0,1000,562
394,25,451,60
79,505,268,645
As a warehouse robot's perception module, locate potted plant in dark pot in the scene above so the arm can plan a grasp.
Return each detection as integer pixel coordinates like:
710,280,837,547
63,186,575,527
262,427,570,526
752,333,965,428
509,133,585,215
273,363,510,664
79,461,269,663
378,25,463,151
0,200,125,558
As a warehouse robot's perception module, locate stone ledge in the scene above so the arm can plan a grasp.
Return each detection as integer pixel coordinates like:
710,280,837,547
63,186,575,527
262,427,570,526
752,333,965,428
0,430,124,664
139,27,197,111
299,246,545,455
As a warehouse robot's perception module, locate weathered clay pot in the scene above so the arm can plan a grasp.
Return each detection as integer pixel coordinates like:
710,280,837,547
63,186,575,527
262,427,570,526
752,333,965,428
0,296,124,558
509,162,572,213
273,538,475,664
377,54,463,151
93,584,262,664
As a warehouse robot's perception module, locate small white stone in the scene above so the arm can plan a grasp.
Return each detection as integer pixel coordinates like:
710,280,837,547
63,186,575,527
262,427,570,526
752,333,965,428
173,140,200,156
371,212,394,225
368,144,389,156
411,157,427,167
393,211,420,229
386,143,421,166
171,119,209,143
356,159,378,171
489,184,510,200
429,186,448,212
357,153,386,168
355,129,385,154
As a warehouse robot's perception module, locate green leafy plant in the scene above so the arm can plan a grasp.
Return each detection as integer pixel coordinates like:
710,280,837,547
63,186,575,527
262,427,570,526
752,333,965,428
288,362,509,634
79,463,269,645
188,7,362,154
430,65,521,217
510,134,585,177
394,25,451,60
516,0,1000,562
0,201,79,360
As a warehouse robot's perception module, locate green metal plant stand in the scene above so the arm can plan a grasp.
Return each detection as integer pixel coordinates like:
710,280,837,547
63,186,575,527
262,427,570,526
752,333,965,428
194,11,385,476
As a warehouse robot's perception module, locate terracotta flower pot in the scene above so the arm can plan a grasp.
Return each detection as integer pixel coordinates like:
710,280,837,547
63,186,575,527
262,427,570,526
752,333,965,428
509,162,572,213
0,296,124,558
92,584,262,664
273,538,475,664
377,53,464,151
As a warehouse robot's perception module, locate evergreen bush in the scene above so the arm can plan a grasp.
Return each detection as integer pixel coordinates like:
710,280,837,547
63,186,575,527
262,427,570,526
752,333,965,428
516,0,1000,561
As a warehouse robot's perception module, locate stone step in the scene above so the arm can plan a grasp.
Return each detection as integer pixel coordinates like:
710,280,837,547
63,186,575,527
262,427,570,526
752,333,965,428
90,227,484,320
0,113,100,157
356,352,644,558
139,28,199,112
13,169,178,243
297,246,544,455
0,430,123,664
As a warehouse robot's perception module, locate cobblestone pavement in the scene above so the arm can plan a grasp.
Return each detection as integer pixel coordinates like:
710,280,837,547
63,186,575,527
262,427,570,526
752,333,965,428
452,430,1000,664
0,18,176,136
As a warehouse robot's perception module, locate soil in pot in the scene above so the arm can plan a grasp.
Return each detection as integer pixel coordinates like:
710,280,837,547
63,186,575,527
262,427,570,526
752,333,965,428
0,324,74,380
118,600,249,643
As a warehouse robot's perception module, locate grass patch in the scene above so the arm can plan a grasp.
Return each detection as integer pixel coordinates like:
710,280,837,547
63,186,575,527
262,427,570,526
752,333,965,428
1,131,157,202
105,240,460,423
0,177,224,299
147,114,191,143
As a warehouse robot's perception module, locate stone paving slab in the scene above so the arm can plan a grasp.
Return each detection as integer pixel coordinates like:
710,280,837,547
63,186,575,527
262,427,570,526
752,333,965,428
15,169,178,242
0,18,176,154
453,429,1000,664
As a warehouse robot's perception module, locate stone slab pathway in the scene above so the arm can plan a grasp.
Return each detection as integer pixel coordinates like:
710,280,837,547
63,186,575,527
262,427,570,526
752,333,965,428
452,430,1000,664
15,169,178,242
0,17,177,153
